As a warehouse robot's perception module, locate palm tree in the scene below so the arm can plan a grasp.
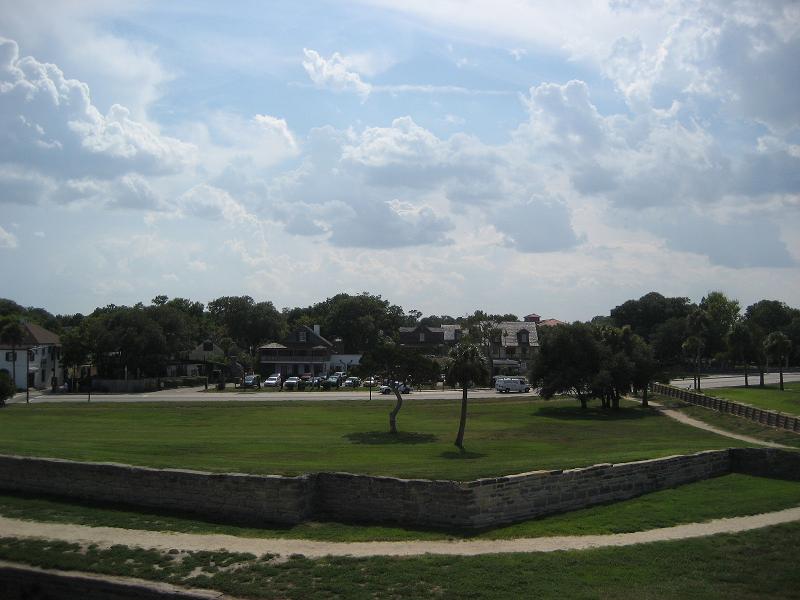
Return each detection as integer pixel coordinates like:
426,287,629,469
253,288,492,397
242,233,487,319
764,332,792,391
447,342,489,451
0,320,24,394
727,321,753,387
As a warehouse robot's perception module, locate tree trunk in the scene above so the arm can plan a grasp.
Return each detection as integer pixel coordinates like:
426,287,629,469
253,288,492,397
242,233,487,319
454,384,468,450
642,385,649,407
744,363,749,387
389,386,403,434
578,394,588,410
611,392,620,411
779,365,784,391
695,355,701,392
759,367,765,387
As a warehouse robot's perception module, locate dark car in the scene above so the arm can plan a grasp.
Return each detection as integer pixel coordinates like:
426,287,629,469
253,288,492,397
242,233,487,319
242,374,261,389
284,376,301,390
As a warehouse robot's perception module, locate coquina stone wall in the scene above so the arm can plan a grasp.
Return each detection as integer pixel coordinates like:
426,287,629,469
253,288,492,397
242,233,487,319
0,449,797,530
0,455,314,525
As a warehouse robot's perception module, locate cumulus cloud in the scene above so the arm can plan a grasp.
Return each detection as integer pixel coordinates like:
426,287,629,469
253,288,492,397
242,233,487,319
302,48,372,99
177,184,255,224
494,197,582,253
0,225,18,249
0,37,195,180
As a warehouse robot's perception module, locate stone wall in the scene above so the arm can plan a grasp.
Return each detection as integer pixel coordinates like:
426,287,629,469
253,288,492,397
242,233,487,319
650,382,800,433
0,449,795,530
0,455,314,525
730,448,800,481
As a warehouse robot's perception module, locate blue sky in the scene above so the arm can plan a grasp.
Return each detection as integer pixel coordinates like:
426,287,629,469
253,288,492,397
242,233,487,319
1,0,798,320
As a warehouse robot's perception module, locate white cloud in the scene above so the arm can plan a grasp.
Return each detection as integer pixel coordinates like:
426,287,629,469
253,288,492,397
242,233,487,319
302,48,372,99
0,37,196,180
0,225,18,248
177,184,255,225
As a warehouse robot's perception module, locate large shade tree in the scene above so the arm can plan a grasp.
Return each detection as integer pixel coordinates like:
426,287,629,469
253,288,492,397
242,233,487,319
530,322,604,410
447,342,489,451
727,321,754,387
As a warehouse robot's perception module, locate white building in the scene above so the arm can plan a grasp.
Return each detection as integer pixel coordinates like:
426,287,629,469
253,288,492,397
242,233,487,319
0,321,62,391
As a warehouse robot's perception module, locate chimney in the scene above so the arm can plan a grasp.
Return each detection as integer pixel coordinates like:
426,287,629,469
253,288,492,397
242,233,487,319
313,324,321,336
524,313,541,323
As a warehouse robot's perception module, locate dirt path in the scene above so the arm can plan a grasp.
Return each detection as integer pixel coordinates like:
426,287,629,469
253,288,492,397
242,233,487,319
648,400,794,449
2,508,799,558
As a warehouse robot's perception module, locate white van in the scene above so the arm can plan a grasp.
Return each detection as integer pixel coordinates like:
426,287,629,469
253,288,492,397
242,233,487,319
495,377,531,393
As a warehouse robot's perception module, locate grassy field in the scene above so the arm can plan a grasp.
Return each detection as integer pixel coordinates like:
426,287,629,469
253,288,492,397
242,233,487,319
1,522,799,598
0,398,750,480
0,473,798,542
705,383,800,416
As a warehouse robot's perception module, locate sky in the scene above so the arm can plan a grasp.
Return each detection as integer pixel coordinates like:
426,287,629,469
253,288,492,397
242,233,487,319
0,0,798,321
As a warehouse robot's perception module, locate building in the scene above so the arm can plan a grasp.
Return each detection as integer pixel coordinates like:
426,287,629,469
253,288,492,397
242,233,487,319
0,321,63,390
257,325,334,377
485,320,540,376
398,324,462,355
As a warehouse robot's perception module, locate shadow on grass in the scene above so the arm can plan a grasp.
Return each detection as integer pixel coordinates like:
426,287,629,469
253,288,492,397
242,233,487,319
535,404,653,421
344,431,438,445
439,450,487,460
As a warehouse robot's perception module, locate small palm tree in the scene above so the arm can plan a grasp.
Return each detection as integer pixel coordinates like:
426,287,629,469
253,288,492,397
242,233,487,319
447,342,489,451
764,332,792,391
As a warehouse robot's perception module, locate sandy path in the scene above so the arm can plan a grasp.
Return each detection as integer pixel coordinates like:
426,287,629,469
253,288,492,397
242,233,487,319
1,508,799,558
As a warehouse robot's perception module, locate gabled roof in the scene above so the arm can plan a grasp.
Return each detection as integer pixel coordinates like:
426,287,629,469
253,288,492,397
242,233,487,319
0,321,60,348
439,324,462,341
539,318,566,327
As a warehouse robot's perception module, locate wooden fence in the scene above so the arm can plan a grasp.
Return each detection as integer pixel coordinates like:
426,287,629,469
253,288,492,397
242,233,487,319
650,382,800,433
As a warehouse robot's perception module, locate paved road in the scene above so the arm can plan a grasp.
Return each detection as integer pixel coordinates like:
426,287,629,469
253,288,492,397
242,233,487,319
670,372,800,390
8,372,796,405
7,386,511,405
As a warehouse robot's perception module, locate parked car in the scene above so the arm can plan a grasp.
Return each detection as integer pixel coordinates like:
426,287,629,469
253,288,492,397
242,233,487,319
343,376,361,387
310,376,324,388
362,376,379,387
242,374,261,389
495,377,531,393
324,374,341,389
264,374,282,387
284,376,301,390
380,381,412,394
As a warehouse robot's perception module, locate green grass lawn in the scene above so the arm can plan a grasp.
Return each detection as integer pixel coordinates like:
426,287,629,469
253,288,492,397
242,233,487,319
0,398,750,480
0,473,798,542
2,522,799,598
705,383,800,416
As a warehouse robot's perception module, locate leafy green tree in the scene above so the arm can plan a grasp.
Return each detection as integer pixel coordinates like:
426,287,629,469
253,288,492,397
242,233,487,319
530,323,603,410
764,332,792,391
610,292,694,341
650,316,688,367
447,342,489,451
727,321,754,387
0,319,24,390
699,291,740,361
629,334,659,407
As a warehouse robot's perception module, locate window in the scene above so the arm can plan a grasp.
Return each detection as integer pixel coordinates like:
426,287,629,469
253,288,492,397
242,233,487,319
298,331,307,342
4,351,15,362
419,333,425,342
519,331,529,345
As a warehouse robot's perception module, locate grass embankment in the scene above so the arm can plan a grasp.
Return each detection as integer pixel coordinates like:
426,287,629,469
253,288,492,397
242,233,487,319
703,383,800,417
653,394,800,449
0,398,749,480
0,473,798,542
2,522,799,598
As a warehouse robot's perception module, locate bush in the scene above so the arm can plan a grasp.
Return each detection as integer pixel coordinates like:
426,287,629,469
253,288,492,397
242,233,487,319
0,371,13,404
